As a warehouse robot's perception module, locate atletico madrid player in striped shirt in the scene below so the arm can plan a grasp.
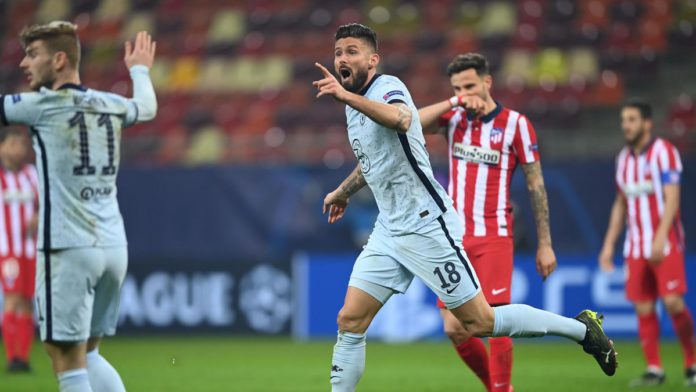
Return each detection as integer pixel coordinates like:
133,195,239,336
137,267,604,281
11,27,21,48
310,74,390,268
0,128,38,373
419,53,558,392
599,99,695,387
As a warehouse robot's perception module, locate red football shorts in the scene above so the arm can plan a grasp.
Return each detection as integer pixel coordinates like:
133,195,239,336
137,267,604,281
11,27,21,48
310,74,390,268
625,248,687,302
0,257,36,299
437,236,514,308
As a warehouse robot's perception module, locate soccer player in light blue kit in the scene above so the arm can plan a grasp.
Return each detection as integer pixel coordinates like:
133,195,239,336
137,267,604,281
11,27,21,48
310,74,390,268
0,22,157,392
314,23,618,391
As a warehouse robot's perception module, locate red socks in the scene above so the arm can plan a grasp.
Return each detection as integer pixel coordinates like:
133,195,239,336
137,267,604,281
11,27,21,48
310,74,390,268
2,312,17,361
489,337,513,392
454,337,491,391
15,313,34,362
638,312,662,368
670,308,696,369
1,312,33,362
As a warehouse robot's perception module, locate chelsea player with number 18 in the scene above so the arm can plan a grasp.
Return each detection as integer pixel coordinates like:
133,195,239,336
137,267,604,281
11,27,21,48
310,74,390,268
0,22,156,392
314,23,617,392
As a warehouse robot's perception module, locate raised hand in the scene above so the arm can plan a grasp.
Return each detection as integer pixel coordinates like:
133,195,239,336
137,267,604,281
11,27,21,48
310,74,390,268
313,63,348,102
124,31,156,69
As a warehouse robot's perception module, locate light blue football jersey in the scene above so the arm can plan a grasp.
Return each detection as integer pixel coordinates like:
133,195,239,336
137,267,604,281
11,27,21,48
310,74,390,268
345,74,452,235
1,76,150,250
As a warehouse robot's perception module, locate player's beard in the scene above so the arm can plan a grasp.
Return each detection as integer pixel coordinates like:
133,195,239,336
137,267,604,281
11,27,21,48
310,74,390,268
625,126,647,148
341,67,369,93
30,64,56,91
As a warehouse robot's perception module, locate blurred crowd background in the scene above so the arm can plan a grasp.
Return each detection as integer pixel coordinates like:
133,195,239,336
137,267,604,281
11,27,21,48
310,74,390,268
1,0,695,338
1,0,696,167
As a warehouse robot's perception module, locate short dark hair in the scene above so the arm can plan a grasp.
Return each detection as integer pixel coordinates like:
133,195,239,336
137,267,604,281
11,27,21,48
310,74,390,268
335,23,378,52
446,53,490,77
20,21,81,69
622,98,652,119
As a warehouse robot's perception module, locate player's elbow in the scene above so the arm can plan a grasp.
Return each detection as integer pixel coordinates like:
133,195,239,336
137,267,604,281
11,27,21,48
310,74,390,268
395,112,412,133
136,100,158,122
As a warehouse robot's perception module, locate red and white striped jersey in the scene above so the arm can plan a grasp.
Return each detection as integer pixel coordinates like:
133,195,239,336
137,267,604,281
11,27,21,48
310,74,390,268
0,165,38,260
615,137,684,259
439,103,539,237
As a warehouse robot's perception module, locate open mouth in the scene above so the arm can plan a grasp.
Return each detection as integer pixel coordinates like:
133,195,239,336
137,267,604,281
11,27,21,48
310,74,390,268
339,68,352,80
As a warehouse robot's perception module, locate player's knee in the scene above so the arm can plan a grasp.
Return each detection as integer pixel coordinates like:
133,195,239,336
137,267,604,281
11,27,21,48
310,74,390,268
336,309,369,333
633,301,655,316
443,322,469,344
2,293,20,312
663,295,685,315
467,309,496,337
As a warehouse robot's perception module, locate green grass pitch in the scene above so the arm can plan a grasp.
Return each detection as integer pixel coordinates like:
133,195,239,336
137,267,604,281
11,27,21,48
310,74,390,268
1,337,687,391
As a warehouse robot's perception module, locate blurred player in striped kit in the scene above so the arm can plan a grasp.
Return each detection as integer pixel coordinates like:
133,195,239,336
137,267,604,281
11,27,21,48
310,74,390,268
0,128,38,373
419,53,557,392
599,99,696,387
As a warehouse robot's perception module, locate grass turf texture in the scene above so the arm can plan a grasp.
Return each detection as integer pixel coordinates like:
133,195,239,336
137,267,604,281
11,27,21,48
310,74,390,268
1,338,687,391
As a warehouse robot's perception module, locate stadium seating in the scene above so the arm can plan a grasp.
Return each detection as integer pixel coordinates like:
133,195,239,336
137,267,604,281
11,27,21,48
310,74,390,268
0,0,694,164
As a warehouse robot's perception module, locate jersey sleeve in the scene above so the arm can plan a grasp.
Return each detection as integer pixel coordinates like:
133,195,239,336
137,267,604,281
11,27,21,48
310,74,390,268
511,115,540,164
438,110,455,129
123,65,157,127
373,78,410,106
659,142,683,185
1,93,43,126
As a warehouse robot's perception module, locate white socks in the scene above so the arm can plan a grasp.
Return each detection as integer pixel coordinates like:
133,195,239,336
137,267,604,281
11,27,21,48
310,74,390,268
493,304,587,342
58,368,92,392
87,348,126,392
330,331,366,392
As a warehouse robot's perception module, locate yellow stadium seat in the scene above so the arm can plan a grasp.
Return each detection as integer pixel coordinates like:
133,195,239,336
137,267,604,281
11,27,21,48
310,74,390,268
207,9,246,45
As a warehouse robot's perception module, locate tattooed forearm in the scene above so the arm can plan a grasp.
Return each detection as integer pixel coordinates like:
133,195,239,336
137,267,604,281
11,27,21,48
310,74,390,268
523,162,552,246
340,164,367,197
394,103,412,133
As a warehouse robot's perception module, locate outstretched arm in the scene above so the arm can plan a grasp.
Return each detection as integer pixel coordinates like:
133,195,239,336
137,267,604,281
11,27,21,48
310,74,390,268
124,31,157,123
313,63,412,133
323,163,367,224
418,100,450,135
522,161,557,279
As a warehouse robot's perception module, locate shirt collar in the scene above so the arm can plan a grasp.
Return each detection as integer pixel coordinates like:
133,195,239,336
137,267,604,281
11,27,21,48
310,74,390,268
358,74,382,96
467,100,503,123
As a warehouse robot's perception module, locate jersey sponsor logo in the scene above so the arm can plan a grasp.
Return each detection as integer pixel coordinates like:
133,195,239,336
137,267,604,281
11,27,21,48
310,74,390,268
666,279,679,290
11,94,21,103
452,143,501,165
529,143,538,152
80,186,113,201
621,180,654,197
490,127,503,144
445,284,460,294
3,190,35,203
382,90,404,101
491,287,507,296
352,139,371,174
1,257,19,287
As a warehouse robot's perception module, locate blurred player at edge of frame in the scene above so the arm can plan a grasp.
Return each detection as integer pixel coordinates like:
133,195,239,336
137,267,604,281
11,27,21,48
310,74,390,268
0,22,157,391
314,23,617,392
0,129,38,373
417,52,557,392
599,98,696,387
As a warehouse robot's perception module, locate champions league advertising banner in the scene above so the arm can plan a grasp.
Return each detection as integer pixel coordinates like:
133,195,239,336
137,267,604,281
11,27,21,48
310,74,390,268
293,253,696,341
115,259,293,334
